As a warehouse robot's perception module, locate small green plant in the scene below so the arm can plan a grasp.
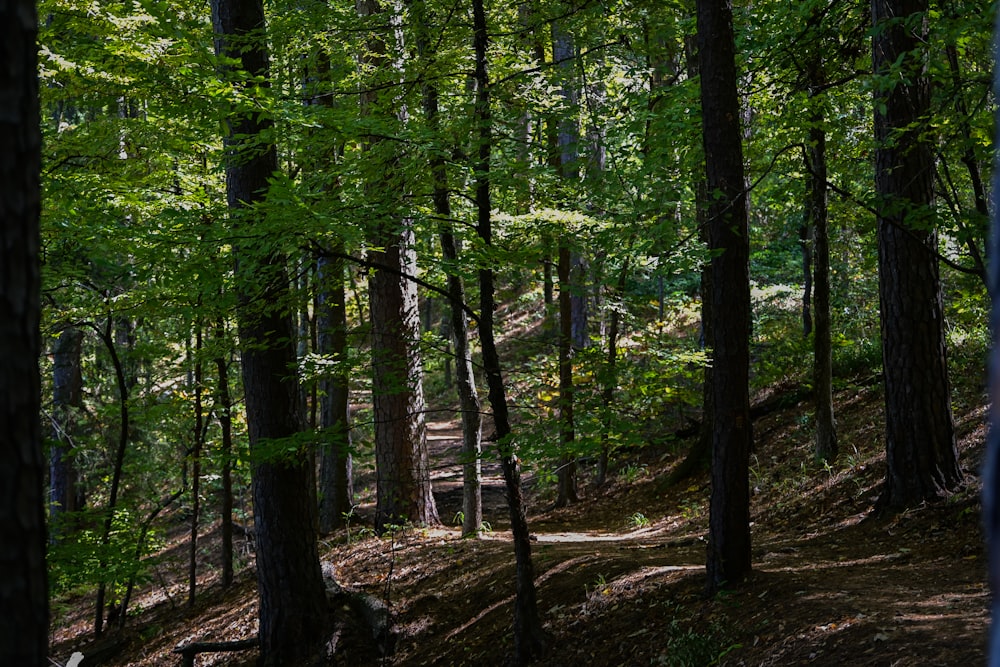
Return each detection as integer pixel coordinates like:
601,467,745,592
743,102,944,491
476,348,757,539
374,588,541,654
628,511,651,528
621,462,648,484
652,618,740,667
453,511,465,527
584,573,609,598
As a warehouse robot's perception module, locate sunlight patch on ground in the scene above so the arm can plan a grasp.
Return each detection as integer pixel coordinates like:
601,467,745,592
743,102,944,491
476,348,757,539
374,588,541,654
534,528,664,543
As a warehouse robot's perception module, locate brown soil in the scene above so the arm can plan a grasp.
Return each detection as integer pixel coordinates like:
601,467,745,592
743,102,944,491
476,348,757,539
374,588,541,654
50,381,990,667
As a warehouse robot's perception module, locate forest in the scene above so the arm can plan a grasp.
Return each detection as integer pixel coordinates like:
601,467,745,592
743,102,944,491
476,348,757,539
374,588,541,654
2,0,1000,665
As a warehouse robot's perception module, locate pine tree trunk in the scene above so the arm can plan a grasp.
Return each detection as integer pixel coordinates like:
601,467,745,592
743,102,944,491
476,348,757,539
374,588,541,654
358,0,438,531
0,2,47,659
872,0,962,512
698,0,753,593
210,0,329,660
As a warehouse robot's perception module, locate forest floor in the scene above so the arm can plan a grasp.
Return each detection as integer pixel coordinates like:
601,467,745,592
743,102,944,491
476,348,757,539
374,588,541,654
50,376,991,667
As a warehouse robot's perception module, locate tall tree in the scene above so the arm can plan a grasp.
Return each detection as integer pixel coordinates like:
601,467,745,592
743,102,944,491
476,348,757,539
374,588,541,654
553,14,580,507
410,0,483,537
317,254,354,533
210,0,329,660
0,0,48,660
472,0,546,659
358,0,439,531
50,326,85,540
804,34,837,462
872,0,962,511
698,0,753,593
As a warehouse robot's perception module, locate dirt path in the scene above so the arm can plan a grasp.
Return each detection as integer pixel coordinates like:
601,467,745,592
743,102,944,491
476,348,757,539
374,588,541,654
49,392,991,666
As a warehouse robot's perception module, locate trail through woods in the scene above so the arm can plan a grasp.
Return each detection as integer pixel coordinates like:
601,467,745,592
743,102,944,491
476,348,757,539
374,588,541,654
51,382,989,666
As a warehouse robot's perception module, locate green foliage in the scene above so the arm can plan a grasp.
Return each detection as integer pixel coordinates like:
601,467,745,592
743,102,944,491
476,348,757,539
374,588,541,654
652,616,740,667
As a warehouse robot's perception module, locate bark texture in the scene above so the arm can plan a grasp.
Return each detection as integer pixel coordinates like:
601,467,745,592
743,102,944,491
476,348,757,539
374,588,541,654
0,0,48,659
698,0,753,593
358,0,438,531
210,0,328,660
872,0,961,511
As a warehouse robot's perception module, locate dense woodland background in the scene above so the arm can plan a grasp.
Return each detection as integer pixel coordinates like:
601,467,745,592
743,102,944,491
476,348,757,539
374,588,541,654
2,0,1000,664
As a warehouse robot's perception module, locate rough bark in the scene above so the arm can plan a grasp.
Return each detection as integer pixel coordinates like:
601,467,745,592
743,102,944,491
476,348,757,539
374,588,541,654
210,0,329,659
0,1,47,660
872,0,962,512
698,0,753,593
358,0,438,531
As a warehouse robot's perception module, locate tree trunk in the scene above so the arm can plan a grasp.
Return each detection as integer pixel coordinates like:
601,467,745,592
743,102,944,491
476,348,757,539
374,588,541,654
187,322,204,607
358,0,438,531
213,325,235,589
982,25,1000,663
317,253,354,533
556,244,579,506
92,320,132,636
553,16,580,507
698,0,753,593
872,0,962,512
50,326,84,541
0,3,47,659
410,0,483,537
472,0,547,659
210,0,329,660
806,95,837,462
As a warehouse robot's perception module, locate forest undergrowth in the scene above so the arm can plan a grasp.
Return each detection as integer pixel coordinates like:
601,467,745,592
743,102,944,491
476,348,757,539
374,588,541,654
49,362,990,666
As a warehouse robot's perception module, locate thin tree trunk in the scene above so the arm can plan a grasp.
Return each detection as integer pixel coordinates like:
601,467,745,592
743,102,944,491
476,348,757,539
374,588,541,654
213,324,235,589
50,326,84,541
556,244,579,506
806,84,837,462
92,318,132,636
187,320,203,607
410,0,483,537
317,252,353,533
472,0,546,659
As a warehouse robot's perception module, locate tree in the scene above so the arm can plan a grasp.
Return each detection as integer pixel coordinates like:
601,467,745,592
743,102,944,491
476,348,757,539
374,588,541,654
472,0,547,659
50,326,85,540
210,0,329,660
357,0,439,531
0,0,47,660
872,0,962,511
410,0,483,537
698,0,753,593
